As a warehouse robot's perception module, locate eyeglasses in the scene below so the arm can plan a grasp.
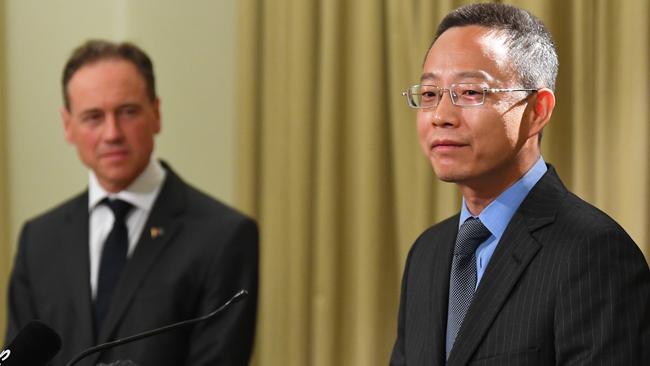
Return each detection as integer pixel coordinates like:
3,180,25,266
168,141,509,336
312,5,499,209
402,83,537,109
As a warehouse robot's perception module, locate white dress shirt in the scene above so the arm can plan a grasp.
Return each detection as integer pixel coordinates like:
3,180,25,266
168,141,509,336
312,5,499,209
87,158,166,299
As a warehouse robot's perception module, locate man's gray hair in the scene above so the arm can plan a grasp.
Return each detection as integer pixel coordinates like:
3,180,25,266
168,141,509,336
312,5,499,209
432,3,559,91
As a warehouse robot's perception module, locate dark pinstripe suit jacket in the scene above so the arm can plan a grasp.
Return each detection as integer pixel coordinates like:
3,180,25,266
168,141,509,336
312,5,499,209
390,166,650,365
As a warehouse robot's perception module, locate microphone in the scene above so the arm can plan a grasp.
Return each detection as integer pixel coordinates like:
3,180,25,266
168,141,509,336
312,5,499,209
0,320,62,366
66,289,248,366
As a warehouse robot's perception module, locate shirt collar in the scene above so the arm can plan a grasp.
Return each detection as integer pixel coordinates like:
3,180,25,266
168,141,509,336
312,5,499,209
88,158,167,212
459,157,547,239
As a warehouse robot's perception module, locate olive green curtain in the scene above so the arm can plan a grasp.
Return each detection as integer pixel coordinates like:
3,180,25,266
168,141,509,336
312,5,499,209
235,0,649,365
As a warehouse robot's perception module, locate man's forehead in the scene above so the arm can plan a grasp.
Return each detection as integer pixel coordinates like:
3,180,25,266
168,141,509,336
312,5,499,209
422,26,512,84
420,70,496,83
66,61,150,113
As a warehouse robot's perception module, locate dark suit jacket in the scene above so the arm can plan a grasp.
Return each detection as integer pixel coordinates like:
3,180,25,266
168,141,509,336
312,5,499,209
390,166,650,365
7,164,259,366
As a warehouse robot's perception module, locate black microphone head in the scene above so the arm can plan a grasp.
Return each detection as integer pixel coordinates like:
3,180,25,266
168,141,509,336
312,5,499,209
1,320,62,366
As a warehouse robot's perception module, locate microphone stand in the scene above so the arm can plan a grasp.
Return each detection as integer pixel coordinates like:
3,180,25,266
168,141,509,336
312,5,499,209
65,290,248,366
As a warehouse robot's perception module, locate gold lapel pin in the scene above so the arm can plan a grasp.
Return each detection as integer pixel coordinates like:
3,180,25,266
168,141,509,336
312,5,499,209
150,227,164,239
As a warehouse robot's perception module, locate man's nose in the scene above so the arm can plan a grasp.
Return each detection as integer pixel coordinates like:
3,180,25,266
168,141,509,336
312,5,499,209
103,114,124,140
431,91,460,128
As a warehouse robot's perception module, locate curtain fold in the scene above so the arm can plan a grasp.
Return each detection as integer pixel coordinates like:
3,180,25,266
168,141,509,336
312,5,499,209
236,1,649,365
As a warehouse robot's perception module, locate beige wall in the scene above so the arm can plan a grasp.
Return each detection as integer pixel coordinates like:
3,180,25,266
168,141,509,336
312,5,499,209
1,0,238,339
0,0,9,344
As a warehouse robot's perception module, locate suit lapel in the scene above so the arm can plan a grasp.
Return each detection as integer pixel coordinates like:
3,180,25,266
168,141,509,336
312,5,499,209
428,217,458,366
447,165,567,365
59,193,96,346
95,167,187,346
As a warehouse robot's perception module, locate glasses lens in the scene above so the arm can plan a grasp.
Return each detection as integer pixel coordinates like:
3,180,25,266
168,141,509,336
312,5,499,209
451,84,485,106
406,85,420,108
408,85,440,108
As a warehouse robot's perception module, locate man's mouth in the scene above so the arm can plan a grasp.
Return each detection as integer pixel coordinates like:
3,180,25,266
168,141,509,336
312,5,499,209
100,148,129,160
431,139,467,151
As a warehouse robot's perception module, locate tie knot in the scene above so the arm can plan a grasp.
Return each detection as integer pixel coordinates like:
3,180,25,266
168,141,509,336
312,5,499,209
454,217,491,255
103,198,133,221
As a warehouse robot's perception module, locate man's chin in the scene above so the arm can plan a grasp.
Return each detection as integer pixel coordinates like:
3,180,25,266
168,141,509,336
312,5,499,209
432,167,466,183
435,175,458,183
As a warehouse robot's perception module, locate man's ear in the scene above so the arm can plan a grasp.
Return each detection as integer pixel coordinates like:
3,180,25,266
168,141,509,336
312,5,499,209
526,88,555,138
61,107,74,144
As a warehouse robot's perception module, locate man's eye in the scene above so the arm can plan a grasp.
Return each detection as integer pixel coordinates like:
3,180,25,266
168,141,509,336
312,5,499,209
458,88,484,100
421,88,442,99
82,113,102,123
119,107,140,118
458,87,483,96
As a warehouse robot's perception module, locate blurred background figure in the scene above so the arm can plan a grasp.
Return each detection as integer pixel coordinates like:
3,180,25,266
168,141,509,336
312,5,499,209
5,40,258,366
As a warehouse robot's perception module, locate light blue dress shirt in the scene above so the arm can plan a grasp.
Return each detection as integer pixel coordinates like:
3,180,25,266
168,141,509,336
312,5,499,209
458,157,547,288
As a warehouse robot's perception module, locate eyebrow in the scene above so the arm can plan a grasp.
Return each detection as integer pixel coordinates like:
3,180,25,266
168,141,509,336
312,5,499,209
116,103,142,111
79,108,103,117
420,70,495,83
77,103,142,116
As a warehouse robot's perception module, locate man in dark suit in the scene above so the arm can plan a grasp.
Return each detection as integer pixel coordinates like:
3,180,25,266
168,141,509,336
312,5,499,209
6,40,258,366
391,3,649,365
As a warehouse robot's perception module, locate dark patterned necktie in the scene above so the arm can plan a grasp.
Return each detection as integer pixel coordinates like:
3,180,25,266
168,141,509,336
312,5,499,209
446,217,491,358
95,198,133,335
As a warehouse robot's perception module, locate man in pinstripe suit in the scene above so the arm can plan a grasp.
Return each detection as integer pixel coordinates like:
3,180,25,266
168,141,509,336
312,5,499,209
391,3,649,365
